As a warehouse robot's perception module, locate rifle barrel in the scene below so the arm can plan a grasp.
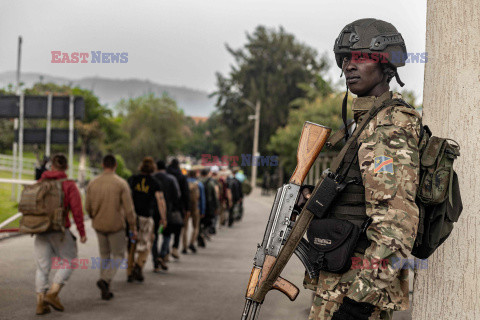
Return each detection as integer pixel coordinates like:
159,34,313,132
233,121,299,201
241,300,251,320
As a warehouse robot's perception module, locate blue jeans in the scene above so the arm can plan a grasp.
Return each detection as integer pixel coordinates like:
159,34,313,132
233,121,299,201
159,233,172,258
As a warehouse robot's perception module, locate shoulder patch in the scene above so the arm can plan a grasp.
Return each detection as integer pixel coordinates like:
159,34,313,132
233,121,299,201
374,156,394,174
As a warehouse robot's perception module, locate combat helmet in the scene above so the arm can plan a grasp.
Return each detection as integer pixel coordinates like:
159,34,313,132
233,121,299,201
334,19,407,141
334,18,407,69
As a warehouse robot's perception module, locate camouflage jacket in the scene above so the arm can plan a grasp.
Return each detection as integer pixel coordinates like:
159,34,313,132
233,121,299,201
305,91,422,311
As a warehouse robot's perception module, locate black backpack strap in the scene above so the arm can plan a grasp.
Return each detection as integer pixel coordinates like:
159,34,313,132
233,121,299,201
331,97,399,173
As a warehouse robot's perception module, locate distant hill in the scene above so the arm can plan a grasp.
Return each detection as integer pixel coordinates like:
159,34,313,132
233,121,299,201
0,71,216,117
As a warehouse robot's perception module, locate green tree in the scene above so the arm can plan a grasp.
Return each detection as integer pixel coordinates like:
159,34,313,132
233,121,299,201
114,154,132,179
116,93,186,170
268,93,349,174
182,113,235,159
212,25,330,157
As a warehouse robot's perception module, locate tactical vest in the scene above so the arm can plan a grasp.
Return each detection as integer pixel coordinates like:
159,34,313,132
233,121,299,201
327,136,371,253
324,93,405,254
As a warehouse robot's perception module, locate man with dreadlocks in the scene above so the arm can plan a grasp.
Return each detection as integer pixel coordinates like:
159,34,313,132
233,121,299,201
304,19,422,320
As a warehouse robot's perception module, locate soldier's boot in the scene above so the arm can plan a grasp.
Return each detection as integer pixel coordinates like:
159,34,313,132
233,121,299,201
44,283,64,312
172,248,180,259
35,292,51,315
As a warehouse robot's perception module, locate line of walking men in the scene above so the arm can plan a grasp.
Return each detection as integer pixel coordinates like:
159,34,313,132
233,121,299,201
34,153,244,315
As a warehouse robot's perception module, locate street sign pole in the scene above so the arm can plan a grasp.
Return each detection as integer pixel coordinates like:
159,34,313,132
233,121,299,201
17,93,24,201
11,119,18,201
68,96,74,178
46,93,52,157
12,36,22,200
251,100,261,189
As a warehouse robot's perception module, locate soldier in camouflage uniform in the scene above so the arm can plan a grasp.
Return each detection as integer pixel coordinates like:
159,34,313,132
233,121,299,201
306,19,422,320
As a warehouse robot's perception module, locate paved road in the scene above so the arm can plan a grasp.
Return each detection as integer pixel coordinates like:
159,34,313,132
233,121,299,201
0,190,312,320
0,189,411,320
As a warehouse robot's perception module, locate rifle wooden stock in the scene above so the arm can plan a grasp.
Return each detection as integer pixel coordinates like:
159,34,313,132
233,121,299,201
290,122,331,185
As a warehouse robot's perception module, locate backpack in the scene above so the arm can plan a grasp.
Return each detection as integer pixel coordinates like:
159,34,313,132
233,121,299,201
188,180,200,212
18,179,66,234
412,126,462,259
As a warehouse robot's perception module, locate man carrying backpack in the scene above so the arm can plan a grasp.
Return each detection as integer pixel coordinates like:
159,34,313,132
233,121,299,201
304,19,422,320
31,154,86,315
85,155,137,300
227,170,243,227
199,168,218,237
182,170,203,254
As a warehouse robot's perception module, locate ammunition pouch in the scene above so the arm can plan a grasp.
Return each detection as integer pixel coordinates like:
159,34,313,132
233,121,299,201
304,218,361,276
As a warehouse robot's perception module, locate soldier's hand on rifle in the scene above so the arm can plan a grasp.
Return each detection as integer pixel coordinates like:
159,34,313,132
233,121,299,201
296,185,314,209
80,236,87,243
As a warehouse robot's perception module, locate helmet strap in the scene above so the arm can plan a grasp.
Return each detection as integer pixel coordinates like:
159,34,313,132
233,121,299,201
342,86,349,142
395,71,405,87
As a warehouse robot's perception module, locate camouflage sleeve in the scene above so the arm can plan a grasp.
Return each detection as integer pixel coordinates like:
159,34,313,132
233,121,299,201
346,106,421,308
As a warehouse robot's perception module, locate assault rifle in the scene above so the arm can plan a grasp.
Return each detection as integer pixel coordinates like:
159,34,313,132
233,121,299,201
241,121,331,320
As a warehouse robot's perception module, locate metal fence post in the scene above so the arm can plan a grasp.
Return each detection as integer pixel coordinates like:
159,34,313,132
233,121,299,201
46,93,52,157
68,95,74,178
16,93,24,202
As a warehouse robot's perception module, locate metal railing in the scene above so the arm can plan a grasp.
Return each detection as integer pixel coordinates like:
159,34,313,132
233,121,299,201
305,152,337,185
0,154,101,180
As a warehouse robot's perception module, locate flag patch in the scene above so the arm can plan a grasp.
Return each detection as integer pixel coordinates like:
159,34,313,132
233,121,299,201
374,156,394,174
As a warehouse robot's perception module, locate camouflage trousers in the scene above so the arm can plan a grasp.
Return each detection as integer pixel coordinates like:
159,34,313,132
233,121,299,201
308,294,393,320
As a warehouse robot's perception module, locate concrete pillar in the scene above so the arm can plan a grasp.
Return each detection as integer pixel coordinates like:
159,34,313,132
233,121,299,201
412,1,480,319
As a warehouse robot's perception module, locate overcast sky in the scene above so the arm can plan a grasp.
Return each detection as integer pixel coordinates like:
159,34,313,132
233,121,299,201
0,0,427,103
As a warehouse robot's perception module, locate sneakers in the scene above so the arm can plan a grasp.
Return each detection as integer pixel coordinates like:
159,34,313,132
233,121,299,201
156,257,168,271
188,244,197,253
35,292,50,315
171,248,180,259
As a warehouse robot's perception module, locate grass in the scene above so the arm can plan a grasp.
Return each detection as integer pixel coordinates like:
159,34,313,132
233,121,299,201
0,151,96,228
0,170,34,228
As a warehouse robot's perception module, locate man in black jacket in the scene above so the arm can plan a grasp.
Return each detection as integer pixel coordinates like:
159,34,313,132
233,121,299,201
152,160,181,271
